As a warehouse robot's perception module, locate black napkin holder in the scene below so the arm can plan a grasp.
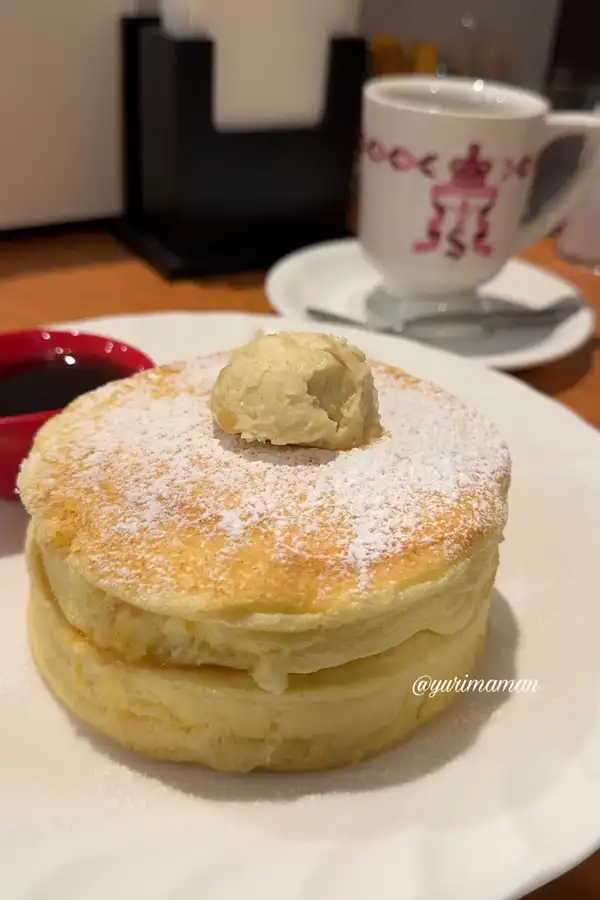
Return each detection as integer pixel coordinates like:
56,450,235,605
116,17,367,280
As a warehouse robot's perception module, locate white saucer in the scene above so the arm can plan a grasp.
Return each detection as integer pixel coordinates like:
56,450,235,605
266,238,596,371
3,312,600,900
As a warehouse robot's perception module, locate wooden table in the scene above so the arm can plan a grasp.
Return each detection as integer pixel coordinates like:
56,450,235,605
0,231,598,428
0,230,599,897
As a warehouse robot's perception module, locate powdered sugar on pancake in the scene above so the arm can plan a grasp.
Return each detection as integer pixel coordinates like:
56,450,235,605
19,354,510,601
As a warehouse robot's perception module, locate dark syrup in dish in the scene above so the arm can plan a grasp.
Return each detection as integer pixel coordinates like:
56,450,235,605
0,355,130,417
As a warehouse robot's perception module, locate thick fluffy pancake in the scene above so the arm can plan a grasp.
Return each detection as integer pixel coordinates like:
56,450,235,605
37,532,500,692
19,354,509,693
27,532,493,772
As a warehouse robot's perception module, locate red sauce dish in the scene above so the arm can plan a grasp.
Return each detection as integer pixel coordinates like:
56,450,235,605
0,329,155,500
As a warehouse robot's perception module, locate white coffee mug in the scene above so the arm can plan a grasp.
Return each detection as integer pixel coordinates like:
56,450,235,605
358,76,600,317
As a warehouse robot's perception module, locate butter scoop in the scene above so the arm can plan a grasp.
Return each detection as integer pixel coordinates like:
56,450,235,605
210,332,381,450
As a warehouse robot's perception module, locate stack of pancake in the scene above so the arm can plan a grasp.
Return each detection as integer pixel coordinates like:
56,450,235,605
19,351,510,772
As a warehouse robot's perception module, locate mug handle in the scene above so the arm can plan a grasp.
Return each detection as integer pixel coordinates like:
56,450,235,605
517,112,600,253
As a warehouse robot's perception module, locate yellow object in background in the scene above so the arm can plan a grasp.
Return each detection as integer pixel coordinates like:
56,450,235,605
412,42,440,75
370,35,441,77
370,34,408,75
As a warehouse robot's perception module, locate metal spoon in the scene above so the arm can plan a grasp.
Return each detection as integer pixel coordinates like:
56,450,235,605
306,300,581,338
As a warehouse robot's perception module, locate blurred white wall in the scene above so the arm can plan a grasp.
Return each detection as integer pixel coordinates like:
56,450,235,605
0,0,138,229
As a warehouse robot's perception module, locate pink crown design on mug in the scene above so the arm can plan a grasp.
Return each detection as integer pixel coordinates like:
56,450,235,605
449,144,492,190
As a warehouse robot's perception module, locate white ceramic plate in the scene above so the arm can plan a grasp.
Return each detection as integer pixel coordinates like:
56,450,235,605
265,238,596,371
2,312,600,900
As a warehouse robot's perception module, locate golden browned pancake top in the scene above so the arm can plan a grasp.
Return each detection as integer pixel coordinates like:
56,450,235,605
18,353,510,621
